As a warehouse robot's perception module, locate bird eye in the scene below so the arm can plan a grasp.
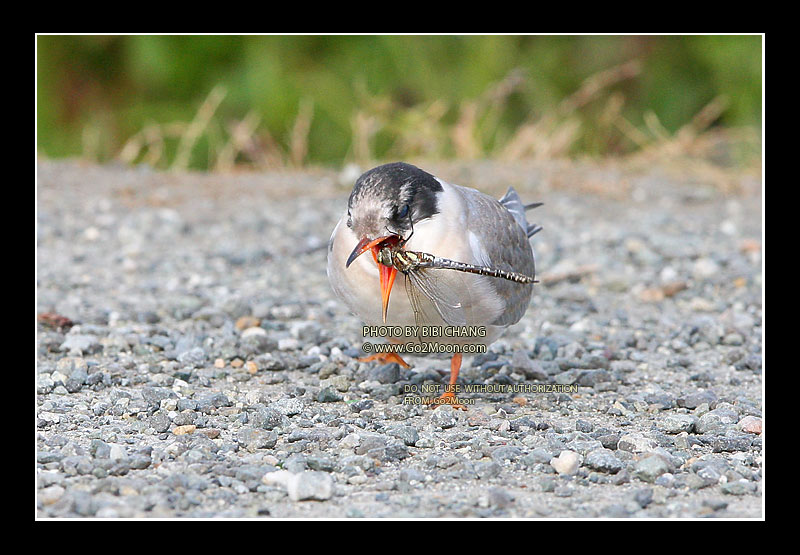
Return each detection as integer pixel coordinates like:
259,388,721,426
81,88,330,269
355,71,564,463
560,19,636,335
397,204,410,219
346,211,353,228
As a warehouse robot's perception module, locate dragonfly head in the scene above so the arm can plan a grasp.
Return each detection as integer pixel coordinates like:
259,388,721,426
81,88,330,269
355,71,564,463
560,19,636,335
376,246,394,267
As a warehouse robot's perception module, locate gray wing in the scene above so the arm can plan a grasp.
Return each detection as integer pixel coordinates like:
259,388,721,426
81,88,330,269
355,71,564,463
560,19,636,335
456,185,538,326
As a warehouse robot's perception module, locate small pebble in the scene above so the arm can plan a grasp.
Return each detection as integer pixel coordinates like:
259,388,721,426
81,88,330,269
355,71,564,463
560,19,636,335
550,450,580,476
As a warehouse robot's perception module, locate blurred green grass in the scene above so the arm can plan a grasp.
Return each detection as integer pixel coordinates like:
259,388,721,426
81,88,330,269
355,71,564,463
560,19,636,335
36,35,762,172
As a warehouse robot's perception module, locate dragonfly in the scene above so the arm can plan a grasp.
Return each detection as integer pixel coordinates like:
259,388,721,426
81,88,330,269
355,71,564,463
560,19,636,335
370,225,537,330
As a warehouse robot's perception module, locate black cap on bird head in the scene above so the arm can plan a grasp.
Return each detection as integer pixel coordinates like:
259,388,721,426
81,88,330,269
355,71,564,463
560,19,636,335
346,162,442,242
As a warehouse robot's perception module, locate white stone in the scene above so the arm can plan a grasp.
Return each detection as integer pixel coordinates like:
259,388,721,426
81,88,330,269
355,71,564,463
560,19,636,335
550,450,581,475
262,470,334,501
241,326,267,339
109,444,128,461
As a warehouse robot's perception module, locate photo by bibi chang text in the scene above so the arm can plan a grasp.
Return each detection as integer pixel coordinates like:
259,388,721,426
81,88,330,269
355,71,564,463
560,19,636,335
362,325,487,338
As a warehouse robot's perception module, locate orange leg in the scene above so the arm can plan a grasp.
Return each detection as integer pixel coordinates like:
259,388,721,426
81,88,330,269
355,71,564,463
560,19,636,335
358,351,410,368
428,353,467,411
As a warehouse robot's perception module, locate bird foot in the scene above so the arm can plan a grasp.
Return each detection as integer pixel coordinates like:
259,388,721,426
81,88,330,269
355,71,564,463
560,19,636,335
357,352,410,368
427,391,468,411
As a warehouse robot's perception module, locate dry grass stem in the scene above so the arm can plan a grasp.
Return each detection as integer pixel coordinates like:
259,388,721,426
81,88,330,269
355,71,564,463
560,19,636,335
351,111,378,166
452,100,480,158
172,85,227,171
289,98,314,168
216,111,263,172
557,59,641,116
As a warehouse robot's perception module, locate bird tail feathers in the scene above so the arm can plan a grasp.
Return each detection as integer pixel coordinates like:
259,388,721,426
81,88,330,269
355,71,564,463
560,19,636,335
499,187,543,239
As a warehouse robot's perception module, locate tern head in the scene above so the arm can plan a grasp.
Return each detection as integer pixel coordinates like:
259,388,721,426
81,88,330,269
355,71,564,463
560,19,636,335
343,162,443,322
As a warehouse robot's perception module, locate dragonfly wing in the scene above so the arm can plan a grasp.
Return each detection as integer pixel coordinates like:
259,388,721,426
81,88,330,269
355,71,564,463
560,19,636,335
403,273,439,334
405,269,467,326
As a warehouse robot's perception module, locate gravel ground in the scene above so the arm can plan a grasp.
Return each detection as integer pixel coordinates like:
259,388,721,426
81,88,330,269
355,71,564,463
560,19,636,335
36,159,763,518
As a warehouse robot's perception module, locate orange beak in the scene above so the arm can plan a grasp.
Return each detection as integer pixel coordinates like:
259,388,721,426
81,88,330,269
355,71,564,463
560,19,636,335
377,261,397,324
345,235,399,324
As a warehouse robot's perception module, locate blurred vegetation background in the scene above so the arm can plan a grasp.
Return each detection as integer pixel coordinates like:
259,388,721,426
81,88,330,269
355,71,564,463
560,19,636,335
36,35,762,173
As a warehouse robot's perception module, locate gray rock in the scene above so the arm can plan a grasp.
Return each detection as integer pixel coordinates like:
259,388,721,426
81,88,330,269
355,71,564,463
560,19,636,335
61,455,93,476
177,347,207,367
694,459,726,485
70,490,96,516
538,477,556,493
567,438,604,456
578,369,611,387
721,480,758,496
291,321,323,343
65,366,89,392
534,337,558,360
491,446,522,463
554,369,581,385
129,454,152,469
141,386,176,407
475,461,501,480
383,443,410,462
149,413,171,433
317,387,343,403
597,433,620,450
511,350,548,380
430,407,458,429
339,455,375,472
618,433,658,454
658,414,698,434
37,373,55,394
735,354,762,373
349,399,374,413
89,439,111,459
634,487,654,508
37,451,63,464
250,407,284,430
584,448,624,474
678,390,718,409
237,427,278,451
633,455,670,483
60,335,101,354
696,406,739,434
195,392,231,412
305,456,335,472
177,398,198,411
386,425,419,446
521,448,554,467
354,434,387,454
488,487,514,509
368,363,402,384
710,435,753,453
270,398,304,417
702,498,729,511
